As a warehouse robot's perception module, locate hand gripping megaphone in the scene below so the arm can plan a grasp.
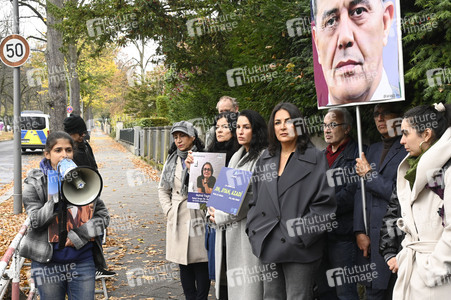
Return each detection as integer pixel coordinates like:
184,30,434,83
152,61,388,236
57,158,103,206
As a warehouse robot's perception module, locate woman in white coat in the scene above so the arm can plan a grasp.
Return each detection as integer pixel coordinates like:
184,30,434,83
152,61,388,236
209,110,268,300
158,121,210,300
393,103,451,299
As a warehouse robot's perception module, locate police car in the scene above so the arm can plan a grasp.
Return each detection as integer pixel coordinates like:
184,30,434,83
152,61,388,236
21,111,50,152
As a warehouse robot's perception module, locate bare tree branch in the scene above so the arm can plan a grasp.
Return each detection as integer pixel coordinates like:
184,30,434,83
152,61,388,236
18,1,46,25
28,35,47,43
31,48,45,53
26,0,46,9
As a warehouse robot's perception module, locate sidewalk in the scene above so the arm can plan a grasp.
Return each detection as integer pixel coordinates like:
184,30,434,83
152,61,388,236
91,130,214,299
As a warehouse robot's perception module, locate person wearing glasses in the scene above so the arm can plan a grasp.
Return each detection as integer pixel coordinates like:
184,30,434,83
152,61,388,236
197,162,216,194
353,103,407,299
317,108,361,299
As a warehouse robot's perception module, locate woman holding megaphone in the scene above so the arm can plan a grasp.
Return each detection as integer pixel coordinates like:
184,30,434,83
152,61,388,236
20,131,109,300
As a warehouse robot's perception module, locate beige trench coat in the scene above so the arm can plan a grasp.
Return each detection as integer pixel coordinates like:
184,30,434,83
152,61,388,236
394,128,451,299
158,156,208,265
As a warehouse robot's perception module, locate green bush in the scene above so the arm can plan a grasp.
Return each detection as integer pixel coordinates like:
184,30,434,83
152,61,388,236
148,117,171,127
123,121,137,128
124,117,171,128
138,118,154,127
156,95,170,117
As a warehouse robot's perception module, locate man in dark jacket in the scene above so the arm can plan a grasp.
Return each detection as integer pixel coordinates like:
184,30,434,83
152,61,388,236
321,108,361,300
63,114,97,169
63,114,115,279
354,103,407,300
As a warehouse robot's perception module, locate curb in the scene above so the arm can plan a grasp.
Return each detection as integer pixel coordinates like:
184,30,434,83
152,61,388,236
0,188,13,205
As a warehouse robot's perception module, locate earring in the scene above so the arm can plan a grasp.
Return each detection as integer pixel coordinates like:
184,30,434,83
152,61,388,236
419,141,426,152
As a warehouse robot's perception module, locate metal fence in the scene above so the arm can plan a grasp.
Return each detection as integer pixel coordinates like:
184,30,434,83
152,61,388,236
119,128,135,145
119,126,173,164
117,122,213,165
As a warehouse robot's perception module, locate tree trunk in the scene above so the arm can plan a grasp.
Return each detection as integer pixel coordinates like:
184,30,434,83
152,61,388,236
46,0,68,132
67,42,81,116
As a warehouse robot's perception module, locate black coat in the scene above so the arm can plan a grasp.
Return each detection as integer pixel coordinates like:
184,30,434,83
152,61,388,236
72,140,105,269
379,186,404,261
73,141,98,170
353,137,407,289
246,145,336,264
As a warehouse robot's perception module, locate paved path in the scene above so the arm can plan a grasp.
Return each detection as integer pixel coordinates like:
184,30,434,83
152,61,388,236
91,130,215,300
0,140,43,186
0,140,44,204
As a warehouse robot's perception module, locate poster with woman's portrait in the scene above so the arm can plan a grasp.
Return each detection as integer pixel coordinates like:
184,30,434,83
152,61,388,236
188,152,226,208
310,0,405,109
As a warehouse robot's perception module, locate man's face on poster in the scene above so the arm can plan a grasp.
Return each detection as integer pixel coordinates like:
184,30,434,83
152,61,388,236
312,0,394,104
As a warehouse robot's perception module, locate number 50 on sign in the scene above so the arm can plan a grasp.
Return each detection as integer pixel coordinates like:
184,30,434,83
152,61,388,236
0,35,30,67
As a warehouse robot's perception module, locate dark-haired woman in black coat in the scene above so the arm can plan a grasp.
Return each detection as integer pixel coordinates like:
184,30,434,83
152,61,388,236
247,103,336,299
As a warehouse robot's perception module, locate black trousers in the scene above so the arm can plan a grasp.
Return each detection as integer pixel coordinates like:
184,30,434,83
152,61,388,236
179,262,210,300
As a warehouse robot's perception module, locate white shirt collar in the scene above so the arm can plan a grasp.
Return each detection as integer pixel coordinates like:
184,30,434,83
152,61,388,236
326,69,397,105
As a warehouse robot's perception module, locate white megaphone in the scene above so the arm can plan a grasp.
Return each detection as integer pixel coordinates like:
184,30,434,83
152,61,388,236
57,158,103,206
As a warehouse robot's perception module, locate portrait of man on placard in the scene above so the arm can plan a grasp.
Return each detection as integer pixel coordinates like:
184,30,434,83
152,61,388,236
311,0,404,108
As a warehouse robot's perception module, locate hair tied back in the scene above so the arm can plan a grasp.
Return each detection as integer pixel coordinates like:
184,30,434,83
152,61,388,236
434,102,446,112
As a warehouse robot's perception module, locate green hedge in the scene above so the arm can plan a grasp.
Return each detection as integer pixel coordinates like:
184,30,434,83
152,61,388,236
124,117,171,128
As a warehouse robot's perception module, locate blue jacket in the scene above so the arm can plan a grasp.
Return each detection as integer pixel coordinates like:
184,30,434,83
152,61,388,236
353,137,407,290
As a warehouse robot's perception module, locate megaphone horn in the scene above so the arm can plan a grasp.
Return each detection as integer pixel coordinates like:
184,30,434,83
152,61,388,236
57,159,103,206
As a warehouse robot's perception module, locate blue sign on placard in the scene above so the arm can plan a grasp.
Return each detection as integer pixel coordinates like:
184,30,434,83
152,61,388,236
207,167,252,216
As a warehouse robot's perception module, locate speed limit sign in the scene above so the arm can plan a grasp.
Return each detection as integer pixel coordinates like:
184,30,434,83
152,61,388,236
0,35,30,67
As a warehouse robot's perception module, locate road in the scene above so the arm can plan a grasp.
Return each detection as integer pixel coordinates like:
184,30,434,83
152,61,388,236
0,139,44,186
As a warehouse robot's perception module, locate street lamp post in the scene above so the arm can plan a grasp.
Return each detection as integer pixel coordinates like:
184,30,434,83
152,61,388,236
12,0,22,215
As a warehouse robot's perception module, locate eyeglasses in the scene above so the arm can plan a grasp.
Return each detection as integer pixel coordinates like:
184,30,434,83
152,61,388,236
321,122,346,130
203,168,212,171
373,111,395,118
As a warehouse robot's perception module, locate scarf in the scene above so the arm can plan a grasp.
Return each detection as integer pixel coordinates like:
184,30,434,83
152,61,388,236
404,142,435,189
40,158,68,249
40,158,54,175
160,146,197,196
404,155,422,190
209,139,238,166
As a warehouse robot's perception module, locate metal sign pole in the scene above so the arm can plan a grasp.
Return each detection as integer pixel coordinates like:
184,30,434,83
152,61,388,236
13,0,22,215
356,106,368,234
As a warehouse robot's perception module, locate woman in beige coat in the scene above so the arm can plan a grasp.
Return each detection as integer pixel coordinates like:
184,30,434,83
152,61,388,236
158,121,210,300
393,103,451,299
